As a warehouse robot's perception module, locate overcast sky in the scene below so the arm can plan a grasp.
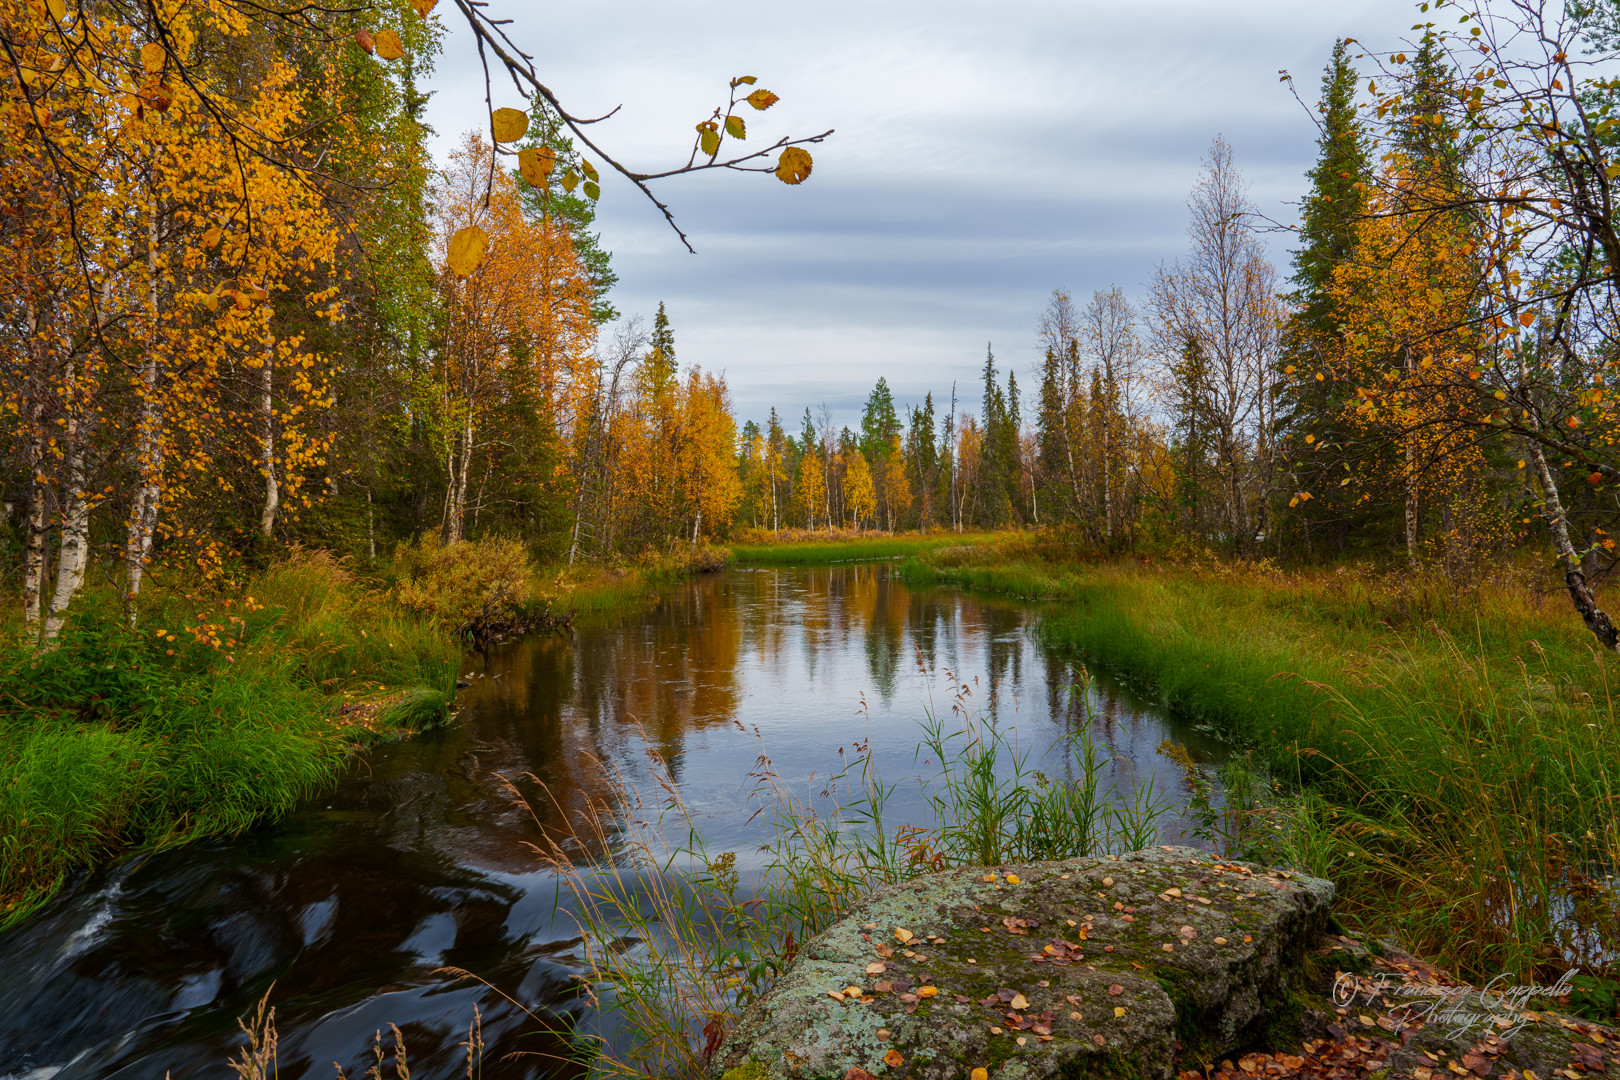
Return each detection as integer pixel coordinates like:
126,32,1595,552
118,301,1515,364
420,0,1422,428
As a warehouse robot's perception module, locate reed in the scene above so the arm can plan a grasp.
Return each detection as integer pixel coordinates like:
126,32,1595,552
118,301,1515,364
517,659,1168,1080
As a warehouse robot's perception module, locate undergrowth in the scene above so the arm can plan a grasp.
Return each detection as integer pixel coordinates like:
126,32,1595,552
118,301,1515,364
0,550,458,923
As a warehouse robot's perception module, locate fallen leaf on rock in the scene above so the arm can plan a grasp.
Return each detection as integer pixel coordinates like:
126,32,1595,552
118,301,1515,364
845,986,861,997
971,1071,988,1080
1103,876,1115,886
1006,874,1022,884
867,963,887,975
875,944,895,957
1016,1036,1028,1046
1071,1010,1082,1020
845,1069,876,1080
1109,985,1124,995
894,928,914,943
1093,1034,1107,1046
989,1026,1003,1035
1214,937,1228,945
828,990,846,1001
1115,1006,1126,1018
1010,993,1029,1010
918,986,938,998
884,1049,904,1068
875,980,893,993
876,1028,891,1040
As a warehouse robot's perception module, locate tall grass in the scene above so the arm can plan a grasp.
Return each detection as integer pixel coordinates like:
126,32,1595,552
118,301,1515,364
895,539,1620,984
727,529,1005,566
519,661,1168,1080
0,550,460,922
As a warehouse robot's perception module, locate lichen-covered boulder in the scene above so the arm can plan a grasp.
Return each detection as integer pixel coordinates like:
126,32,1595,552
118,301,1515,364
714,846,1336,1080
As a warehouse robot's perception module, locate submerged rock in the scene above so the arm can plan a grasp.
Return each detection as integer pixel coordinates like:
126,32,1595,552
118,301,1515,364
714,846,1336,1080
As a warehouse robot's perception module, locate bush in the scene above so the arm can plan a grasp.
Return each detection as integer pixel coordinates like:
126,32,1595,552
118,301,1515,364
392,535,535,629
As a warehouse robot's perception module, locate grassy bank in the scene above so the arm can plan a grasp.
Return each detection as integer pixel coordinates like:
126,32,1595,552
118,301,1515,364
0,551,460,923
732,530,1620,984
728,527,1005,566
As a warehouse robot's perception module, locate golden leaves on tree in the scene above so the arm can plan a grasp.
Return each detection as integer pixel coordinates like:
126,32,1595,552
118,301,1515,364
373,30,404,60
491,108,528,143
447,225,488,277
775,146,812,185
518,146,555,187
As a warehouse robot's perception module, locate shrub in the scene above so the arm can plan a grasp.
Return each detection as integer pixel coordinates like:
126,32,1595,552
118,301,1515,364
393,536,535,629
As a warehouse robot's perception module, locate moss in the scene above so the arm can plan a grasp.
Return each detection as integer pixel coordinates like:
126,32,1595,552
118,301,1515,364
721,1059,771,1080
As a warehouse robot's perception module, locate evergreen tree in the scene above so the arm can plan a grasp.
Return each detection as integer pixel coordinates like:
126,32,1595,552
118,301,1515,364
1279,40,1372,556
515,101,620,322
975,345,1015,526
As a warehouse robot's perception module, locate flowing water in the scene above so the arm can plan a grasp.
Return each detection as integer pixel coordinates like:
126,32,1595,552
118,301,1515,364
0,565,1227,1080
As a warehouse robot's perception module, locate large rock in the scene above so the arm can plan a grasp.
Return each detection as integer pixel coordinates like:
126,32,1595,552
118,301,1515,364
714,846,1337,1080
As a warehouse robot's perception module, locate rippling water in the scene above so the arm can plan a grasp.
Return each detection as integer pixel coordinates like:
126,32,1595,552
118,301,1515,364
0,565,1225,1079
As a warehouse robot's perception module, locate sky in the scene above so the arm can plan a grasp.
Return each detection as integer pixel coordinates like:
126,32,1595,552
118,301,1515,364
420,0,1424,429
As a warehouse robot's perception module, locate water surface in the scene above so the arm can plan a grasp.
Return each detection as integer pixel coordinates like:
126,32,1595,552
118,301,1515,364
0,565,1224,1079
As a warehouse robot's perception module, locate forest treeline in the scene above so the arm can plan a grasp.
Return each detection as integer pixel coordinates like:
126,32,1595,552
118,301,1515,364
5,0,1620,650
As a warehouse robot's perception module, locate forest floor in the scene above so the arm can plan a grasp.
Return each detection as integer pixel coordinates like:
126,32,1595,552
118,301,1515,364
727,529,1620,997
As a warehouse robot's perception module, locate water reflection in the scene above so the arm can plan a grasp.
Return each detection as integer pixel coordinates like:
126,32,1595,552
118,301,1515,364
0,566,1223,1080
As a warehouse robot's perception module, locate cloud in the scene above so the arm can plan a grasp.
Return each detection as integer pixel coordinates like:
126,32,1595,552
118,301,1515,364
421,0,1421,427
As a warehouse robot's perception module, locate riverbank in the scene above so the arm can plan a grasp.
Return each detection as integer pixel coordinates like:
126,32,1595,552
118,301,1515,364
0,542,721,925
727,530,1620,986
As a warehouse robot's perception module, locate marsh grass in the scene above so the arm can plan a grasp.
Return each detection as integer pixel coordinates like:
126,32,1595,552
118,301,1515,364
727,530,1005,566
892,541,1620,982
515,660,1168,1080
0,550,459,923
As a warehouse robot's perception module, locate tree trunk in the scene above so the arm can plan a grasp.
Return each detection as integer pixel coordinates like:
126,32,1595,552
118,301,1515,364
127,207,165,613
1530,443,1618,651
23,421,48,629
44,424,92,643
367,489,377,561
259,347,279,538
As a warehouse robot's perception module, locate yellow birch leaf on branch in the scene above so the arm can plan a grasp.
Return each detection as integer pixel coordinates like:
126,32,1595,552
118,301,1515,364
408,0,438,15
746,88,779,110
732,75,758,86
201,226,222,249
491,108,529,143
518,146,555,186
775,146,813,184
141,42,164,74
560,169,580,194
373,29,404,59
447,225,488,277
583,180,599,201
724,114,746,139
354,29,375,54
698,124,720,157
581,159,599,181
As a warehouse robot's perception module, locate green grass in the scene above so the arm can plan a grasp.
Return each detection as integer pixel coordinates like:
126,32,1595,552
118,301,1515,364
0,550,459,923
726,530,1004,566
893,537,1620,983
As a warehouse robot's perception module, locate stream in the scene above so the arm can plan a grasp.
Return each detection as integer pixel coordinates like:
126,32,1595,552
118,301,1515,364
0,565,1227,1080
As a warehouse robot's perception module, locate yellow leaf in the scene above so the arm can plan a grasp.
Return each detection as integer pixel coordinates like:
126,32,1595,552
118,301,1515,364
918,986,938,997
724,114,746,139
1304,434,1315,444
1494,390,1507,400
1289,497,1300,508
374,29,404,59
700,126,721,157
583,180,600,201
775,146,813,184
141,42,164,74
560,170,580,194
446,225,488,277
354,29,375,54
492,107,529,143
408,0,438,15
1518,310,1536,326
1005,873,1021,884
1009,993,1029,1010
1115,1006,1126,1018
201,226,221,249
581,160,599,181
733,75,758,86
894,928,914,943
884,1050,904,1069
971,1070,989,1080
518,146,556,186
746,88,779,110
45,0,66,20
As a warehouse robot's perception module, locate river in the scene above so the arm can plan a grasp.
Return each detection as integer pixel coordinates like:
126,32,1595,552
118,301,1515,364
0,565,1225,1079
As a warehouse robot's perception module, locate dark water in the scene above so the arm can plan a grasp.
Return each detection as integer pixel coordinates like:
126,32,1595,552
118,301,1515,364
0,565,1225,1080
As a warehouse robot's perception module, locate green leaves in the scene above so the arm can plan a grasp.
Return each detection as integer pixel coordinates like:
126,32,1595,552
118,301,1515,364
745,89,779,111
560,170,580,194
492,108,529,143
583,181,600,201
724,114,746,139
775,146,813,185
